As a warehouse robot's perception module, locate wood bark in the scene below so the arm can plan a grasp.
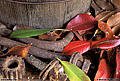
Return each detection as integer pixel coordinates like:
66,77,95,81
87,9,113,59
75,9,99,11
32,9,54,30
0,0,91,28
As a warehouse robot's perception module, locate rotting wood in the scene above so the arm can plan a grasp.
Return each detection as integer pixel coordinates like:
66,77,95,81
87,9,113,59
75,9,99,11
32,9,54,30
0,37,68,60
17,32,74,52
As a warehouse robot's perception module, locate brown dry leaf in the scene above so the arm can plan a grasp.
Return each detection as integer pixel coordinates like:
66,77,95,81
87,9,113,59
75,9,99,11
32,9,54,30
111,0,120,6
112,25,120,36
98,21,115,38
38,33,51,41
110,0,120,11
0,44,32,58
13,25,34,30
38,31,62,41
95,11,116,21
91,0,102,15
107,12,120,27
95,0,114,11
107,48,116,66
78,31,86,35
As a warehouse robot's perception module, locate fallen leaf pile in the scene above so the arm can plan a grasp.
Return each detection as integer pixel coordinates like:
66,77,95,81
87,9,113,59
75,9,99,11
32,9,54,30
1,0,120,80
62,9,120,80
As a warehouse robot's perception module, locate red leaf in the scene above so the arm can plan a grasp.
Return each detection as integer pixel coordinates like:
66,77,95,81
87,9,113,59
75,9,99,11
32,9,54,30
91,37,120,49
98,20,115,38
114,51,120,79
0,44,32,58
94,59,112,81
62,41,91,55
66,14,97,31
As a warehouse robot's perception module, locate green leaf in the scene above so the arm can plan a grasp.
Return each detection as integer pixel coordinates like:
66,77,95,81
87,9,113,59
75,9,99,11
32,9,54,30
10,29,54,38
57,58,91,81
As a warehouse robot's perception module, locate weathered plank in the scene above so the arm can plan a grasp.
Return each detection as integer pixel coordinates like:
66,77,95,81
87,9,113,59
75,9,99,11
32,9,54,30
0,0,91,28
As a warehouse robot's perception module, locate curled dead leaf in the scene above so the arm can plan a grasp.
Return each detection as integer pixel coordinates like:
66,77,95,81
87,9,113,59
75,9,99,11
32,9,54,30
98,21,114,38
107,12,120,27
0,43,32,58
95,11,116,21
38,31,62,41
112,25,120,36
111,0,120,6
110,0,120,11
95,0,114,11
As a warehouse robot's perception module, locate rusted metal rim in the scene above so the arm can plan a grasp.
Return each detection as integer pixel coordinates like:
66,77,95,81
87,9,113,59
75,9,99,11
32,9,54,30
4,0,70,4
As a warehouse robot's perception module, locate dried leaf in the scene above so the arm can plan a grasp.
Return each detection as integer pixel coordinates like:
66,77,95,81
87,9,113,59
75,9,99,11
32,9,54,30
73,31,83,40
114,49,120,79
38,31,62,41
57,58,91,81
111,0,120,11
107,49,116,66
111,0,120,6
91,0,101,15
107,12,120,27
62,41,91,55
95,0,114,11
92,37,120,49
66,14,97,31
98,21,115,38
0,44,31,58
38,33,52,40
95,11,116,21
112,25,120,36
94,59,112,81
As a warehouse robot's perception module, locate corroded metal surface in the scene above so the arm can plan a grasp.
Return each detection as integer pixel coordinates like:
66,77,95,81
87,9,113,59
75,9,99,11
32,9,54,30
39,60,67,81
1,55,25,79
69,52,83,68
82,59,91,74
24,53,47,70
17,32,74,52
0,37,68,60
39,60,58,80
69,52,91,74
